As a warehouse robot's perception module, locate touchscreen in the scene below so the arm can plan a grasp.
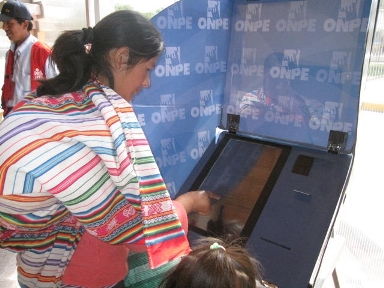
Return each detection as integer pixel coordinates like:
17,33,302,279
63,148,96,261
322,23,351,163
187,134,290,240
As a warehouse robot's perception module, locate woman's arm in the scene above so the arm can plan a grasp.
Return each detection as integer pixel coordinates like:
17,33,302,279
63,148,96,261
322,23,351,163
175,190,220,215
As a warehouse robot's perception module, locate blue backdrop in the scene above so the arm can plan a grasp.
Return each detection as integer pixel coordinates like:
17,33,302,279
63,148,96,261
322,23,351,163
133,0,371,197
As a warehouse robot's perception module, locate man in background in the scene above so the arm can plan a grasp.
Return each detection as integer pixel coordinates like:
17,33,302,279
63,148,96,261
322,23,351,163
0,0,57,117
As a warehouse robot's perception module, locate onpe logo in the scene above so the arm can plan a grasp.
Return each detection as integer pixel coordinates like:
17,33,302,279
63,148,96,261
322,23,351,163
246,3,262,21
197,130,211,153
288,1,307,21
167,1,183,18
161,138,177,157
330,51,352,71
338,0,361,20
200,90,214,107
205,46,218,64
242,48,257,65
207,0,221,20
160,93,176,109
283,49,301,68
165,47,181,66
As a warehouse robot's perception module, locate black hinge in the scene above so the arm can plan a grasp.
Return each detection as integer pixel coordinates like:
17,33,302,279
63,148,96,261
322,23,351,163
327,130,348,154
226,113,240,134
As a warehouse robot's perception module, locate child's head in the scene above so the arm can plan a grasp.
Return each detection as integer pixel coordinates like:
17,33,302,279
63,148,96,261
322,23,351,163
160,237,263,288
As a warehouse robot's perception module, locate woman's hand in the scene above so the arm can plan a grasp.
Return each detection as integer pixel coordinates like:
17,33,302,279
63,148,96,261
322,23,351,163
175,190,220,215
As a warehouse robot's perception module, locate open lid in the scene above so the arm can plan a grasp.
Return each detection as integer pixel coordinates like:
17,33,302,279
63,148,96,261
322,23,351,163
222,0,372,152
133,0,373,194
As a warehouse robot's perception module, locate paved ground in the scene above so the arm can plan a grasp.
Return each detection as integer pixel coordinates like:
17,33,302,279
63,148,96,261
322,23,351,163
330,108,384,288
317,78,384,288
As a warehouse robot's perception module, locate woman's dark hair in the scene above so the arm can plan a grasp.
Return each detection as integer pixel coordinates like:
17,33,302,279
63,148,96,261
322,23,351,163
37,10,164,96
159,237,264,288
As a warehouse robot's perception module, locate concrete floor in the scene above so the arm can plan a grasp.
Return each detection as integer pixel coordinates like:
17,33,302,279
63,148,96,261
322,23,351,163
0,249,18,288
330,108,384,287
314,78,384,288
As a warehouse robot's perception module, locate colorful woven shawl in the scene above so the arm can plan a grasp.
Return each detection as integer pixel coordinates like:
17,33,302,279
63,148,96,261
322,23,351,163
0,81,190,287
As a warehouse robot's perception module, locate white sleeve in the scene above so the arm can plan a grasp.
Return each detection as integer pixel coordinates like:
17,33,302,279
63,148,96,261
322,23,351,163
44,56,59,79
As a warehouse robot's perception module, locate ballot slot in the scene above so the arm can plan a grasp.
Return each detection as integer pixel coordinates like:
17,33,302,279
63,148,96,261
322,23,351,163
186,133,291,241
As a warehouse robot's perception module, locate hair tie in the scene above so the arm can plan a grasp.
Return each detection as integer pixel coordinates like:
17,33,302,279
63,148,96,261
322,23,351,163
210,242,226,251
82,27,93,54
84,43,92,54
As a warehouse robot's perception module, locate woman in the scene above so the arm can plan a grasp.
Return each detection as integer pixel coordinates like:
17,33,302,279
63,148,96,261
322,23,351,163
0,10,218,288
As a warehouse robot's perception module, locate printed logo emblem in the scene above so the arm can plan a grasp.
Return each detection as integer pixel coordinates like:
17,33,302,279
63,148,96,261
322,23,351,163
155,47,191,76
190,130,211,160
198,0,229,30
242,48,257,66
198,130,211,155
200,89,214,108
191,89,222,118
338,0,361,20
156,1,193,30
167,2,183,18
161,138,177,157
330,51,352,71
315,50,358,85
165,47,181,66
161,93,176,109
34,68,44,80
196,46,226,74
283,49,301,67
157,138,187,168
207,0,221,19
288,1,307,21
205,46,218,63
152,93,186,123
235,2,269,32
276,1,316,32
324,0,367,32
246,3,262,21
230,48,262,77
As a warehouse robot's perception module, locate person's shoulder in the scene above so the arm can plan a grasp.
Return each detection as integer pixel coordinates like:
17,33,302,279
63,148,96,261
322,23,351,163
240,87,264,103
26,34,51,51
30,41,52,62
33,40,52,52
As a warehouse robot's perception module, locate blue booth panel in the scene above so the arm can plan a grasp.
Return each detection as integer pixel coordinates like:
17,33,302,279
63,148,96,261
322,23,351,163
132,0,375,287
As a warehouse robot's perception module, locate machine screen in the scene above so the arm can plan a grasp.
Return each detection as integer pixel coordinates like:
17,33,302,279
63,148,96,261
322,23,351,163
187,133,291,240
